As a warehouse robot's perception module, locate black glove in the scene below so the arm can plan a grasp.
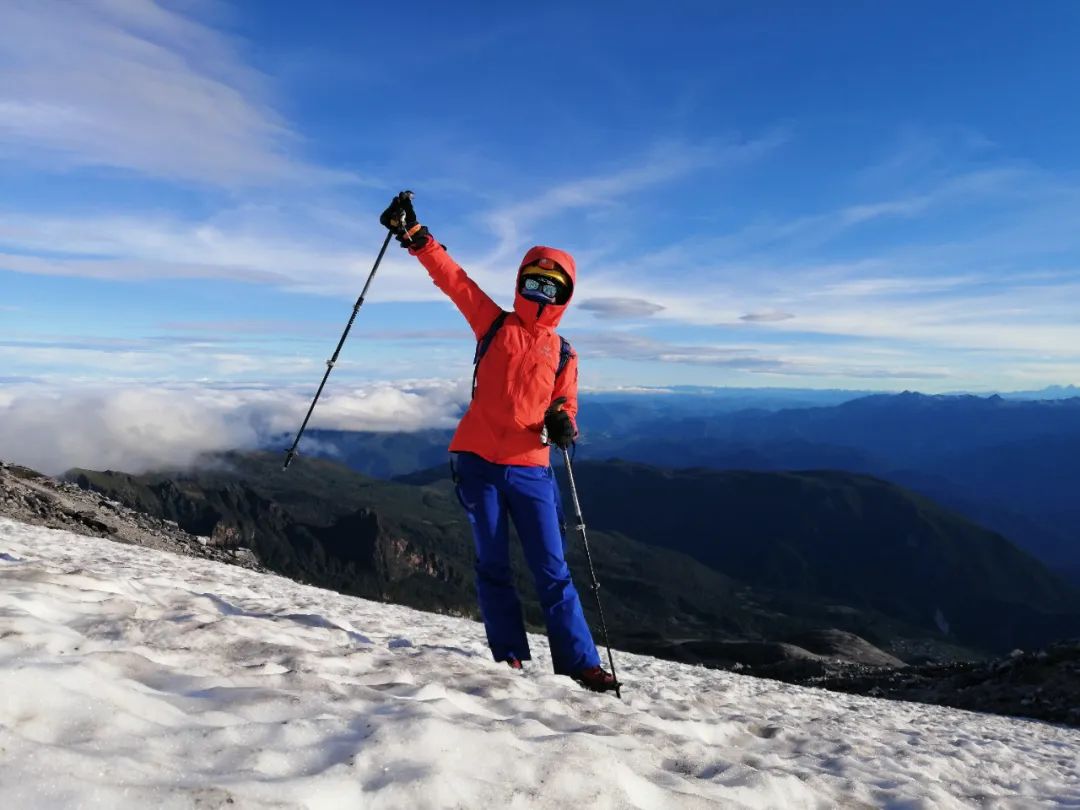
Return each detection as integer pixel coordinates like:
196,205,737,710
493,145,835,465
544,397,576,449
379,191,430,250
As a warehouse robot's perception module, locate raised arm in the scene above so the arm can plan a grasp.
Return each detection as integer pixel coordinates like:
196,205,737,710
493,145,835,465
380,191,502,339
410,239,503,339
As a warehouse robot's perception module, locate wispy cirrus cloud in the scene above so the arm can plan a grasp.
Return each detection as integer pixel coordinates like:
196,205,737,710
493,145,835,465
564,150,1080,376
0,338,323,381
157,320,340,337
0,131,784,302
571,330,953,383
0,0,354,187
5,139,1079,385
493,133,787,227
671,165,1045,266
573,264,1080,361
0,208,405,294
574,332,785,371
478,132,788,265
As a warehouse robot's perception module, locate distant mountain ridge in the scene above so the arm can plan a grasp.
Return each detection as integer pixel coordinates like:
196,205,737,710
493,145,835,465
626,392,1080,464
281,391,1080,474
554,461,1080,653
404,459,1080,654
999,384,1080,400
582,392,1080,576
275,392,1080,583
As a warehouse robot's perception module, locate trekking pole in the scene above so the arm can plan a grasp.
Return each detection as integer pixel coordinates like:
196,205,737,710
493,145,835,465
560,447,622,699
283,193,411,471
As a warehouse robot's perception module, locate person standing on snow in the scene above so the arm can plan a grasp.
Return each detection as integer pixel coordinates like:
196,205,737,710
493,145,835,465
380,192,617,693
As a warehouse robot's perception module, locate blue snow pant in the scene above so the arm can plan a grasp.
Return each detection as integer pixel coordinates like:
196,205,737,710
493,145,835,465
452,451,601,675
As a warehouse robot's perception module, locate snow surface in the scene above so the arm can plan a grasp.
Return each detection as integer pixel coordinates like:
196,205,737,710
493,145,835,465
1,517,1078,809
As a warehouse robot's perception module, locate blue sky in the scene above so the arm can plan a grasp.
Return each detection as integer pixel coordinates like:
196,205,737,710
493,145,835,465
2,1,1080,469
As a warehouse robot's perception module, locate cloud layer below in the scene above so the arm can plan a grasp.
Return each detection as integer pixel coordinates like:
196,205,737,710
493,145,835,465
0,380,466,475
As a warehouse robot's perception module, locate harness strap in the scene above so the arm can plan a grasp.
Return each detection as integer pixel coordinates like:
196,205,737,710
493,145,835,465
472,311,510,399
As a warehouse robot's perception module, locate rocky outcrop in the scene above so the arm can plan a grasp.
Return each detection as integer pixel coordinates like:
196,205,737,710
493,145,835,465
625,630,905,682
62,465,469,611
807,642,1080,727
0,460,263,571
785,629,906,668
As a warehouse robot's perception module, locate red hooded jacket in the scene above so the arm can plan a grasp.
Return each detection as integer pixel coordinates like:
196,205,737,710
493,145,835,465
410,238,578,467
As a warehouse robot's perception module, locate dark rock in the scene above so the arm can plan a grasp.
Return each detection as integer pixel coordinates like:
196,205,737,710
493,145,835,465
807,640,1080,727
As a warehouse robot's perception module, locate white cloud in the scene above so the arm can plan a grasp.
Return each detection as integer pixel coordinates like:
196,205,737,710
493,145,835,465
0,211,416,296
0,336,325,381
0,122,784,302
0,380,467,475
600,273,1080,361
569,331,957,385
493,135,785,227
473,132,787,267
740,310,794,323
0,0,352,187
575,332,784,371
559,157,1080,374
578,298,665,319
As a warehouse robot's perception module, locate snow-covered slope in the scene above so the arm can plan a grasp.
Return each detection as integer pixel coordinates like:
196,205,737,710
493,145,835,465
1,517,1077,809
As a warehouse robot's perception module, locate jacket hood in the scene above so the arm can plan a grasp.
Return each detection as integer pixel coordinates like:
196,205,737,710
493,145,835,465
513,245,576,329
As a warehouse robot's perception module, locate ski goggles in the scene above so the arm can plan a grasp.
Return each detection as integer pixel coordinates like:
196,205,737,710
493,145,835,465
521,275,564,300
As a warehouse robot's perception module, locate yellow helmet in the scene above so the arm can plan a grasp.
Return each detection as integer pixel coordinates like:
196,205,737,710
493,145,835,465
520,262,571,288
